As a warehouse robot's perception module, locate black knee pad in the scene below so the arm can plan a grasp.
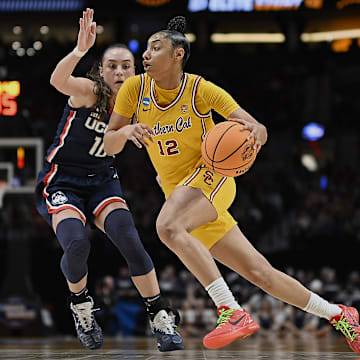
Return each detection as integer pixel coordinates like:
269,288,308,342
104,209,154,276
56,218,91,283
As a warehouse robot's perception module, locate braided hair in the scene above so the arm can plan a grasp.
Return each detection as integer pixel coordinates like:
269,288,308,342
87,43,134,113
160,16,190,69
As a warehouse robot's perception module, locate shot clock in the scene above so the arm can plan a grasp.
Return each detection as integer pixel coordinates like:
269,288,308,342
0,81,20,117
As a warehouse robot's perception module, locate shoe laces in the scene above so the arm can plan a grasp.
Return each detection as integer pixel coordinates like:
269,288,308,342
216,308,238,329
151,310,177,335
331,314,359,342
71,297,100,333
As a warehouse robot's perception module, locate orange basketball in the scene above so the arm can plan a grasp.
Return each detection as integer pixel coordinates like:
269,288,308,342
201,121,257,177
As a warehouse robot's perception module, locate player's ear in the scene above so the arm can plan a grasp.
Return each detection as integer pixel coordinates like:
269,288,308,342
175,47,184,61
99,64,104,77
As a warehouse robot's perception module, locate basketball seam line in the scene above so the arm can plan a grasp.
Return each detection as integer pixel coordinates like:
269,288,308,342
208,123,238,170
213,134,252,163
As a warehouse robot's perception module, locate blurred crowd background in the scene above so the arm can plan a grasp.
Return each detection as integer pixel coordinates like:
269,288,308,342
0,0,360,338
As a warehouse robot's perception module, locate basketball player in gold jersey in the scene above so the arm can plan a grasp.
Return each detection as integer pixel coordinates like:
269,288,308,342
104,16,360,353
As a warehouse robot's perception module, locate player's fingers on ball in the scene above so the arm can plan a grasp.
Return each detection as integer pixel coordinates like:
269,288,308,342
247,131,255,140
239,121,249,130
254,140,261,150
228,118,242,124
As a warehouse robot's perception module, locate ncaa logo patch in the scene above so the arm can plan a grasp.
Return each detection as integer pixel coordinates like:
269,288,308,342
143,97,151,106
51,191,68,206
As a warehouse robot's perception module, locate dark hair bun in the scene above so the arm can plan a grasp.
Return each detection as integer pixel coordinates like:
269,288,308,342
167,16,186,34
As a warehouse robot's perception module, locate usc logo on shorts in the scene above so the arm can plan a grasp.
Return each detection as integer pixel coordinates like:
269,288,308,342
203,170,214,185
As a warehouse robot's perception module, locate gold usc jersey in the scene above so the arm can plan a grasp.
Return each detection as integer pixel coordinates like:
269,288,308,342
114,72,239,193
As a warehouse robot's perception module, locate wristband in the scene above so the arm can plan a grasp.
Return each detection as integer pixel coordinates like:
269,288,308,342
73,46,88,58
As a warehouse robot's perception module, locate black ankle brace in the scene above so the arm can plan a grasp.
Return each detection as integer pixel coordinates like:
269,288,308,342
69,288,89,305
143,295,170,320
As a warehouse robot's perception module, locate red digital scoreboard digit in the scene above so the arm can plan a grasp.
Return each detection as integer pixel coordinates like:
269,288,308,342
0,81,20,116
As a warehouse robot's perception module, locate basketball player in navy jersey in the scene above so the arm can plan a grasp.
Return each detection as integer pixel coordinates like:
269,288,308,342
35,8,183,352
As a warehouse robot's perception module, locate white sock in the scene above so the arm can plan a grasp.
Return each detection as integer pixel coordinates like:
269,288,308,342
303,292,342,320
205,277,241,310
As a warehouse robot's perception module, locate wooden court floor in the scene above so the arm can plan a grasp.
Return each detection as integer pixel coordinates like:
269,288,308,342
0,335,359,359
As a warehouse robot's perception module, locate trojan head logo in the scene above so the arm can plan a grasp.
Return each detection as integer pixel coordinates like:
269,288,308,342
181,105,188,114
203,170,214,185
242,144,254,161
51,191,68,206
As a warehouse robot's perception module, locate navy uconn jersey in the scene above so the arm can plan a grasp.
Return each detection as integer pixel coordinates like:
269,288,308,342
46,103,114,171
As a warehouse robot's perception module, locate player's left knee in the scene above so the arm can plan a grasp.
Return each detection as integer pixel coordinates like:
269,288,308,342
104,208,154,276
156,216,183,247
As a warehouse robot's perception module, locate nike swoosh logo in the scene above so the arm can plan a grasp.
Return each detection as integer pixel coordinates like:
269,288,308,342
229,314,246,326
143,108,151,111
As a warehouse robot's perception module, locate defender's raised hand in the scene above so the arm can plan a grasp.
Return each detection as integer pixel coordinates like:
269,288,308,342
77,8,96,53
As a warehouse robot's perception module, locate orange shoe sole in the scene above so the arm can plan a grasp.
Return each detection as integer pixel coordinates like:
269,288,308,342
203,323,260,349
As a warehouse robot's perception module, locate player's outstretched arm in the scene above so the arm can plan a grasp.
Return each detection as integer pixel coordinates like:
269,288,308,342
50,8,96,99
105,112,154,155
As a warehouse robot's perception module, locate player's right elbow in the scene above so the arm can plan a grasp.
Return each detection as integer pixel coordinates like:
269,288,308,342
49,74,61,90
49,71,66,91
49,72,57,87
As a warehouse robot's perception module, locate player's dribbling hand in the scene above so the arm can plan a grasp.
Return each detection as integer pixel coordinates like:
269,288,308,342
233,119,267,150
77,8,96,52
122,124,155,149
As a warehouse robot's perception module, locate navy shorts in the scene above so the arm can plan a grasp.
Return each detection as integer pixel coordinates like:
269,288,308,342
35,162,127,226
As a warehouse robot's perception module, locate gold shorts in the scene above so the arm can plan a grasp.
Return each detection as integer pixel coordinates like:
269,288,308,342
163,166,237,249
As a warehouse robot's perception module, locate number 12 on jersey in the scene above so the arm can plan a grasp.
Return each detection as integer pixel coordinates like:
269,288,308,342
157,139,179,156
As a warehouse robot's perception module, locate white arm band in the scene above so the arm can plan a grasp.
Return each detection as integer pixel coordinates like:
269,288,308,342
73,46,88,58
